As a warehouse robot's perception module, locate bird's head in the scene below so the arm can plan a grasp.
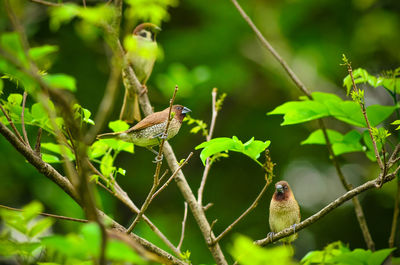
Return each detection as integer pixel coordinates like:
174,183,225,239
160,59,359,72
172,105,191,123
274,181,291,200
133,23,161,42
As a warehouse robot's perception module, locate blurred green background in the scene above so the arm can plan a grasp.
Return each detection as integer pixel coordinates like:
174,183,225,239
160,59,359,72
0,0,399,263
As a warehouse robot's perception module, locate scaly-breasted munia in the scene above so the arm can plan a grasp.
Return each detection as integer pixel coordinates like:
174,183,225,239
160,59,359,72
99,105,191,148
269,180,301,244
120,23,160,123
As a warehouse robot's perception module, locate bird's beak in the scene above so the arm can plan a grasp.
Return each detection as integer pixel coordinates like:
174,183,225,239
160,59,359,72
154,25,162,32
276,184,283,194
182,107,191,114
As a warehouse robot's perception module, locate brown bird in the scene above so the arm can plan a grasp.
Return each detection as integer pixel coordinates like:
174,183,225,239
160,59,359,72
269,180,301,244
99,105,190,152
120,23,161,123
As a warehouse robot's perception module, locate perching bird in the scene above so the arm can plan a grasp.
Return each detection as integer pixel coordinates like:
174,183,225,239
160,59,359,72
269,180,301,244
120,23,160,123
99,105,191,149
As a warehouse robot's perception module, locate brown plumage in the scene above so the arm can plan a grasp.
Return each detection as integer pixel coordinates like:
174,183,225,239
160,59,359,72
269,180,301,243
98,105,191,147
120,23,161,123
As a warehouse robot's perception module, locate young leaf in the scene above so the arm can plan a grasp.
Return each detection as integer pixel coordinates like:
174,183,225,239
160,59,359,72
302,129,364,156
195,136,270,165
109,120,129,132
42,74,76,91
28,218,55,238
230,235,296,265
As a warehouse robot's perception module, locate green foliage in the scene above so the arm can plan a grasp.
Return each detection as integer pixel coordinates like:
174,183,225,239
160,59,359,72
268,92,397,128
49,3,116,32
343,67,400,95
184,114,209,136
301,129,364,156
195,136,270,166
301,241,395,265
0,201,54,261
124,0,178,25
42,223,148,265
229,235,296,265
73,103,94,125
43,74,77,92
156,63,211,98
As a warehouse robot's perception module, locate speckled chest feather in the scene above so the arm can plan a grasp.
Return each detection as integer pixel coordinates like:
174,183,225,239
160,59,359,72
117,118,181,147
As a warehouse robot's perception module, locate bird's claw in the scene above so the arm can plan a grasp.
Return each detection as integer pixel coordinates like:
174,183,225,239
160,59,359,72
291,224,297,233
152,154,163,163
160,132,168,140
140,85,148,96
267,232,275,238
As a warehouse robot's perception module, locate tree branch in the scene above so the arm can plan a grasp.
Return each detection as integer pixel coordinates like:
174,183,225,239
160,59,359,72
126,86,179,233
255,169,398,246
198,88,219,206
21,91,31,148
0,204,88,223
177,202,188,251
214,180,271,243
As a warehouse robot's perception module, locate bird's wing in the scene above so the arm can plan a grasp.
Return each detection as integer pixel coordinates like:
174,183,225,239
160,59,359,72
125,109,167,132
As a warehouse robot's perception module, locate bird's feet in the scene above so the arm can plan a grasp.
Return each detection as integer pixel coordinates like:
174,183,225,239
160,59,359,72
140,85,148,96
153,132,168,140
291,224,297,233
267,232,275,238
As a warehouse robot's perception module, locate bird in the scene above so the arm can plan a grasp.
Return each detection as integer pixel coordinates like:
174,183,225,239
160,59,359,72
98,105,191,153
269,180,301,244
120,23,161,123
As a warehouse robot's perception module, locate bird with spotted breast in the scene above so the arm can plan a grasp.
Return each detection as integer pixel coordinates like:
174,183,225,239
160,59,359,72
120,23,161,123
99,105,191,158
269,180,301,244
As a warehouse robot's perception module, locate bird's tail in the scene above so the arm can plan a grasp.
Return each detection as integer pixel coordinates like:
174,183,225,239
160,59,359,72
120,90,141,123
97,132,120,140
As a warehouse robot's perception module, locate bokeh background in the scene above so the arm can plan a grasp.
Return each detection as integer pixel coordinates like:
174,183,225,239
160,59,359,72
1,0,400,263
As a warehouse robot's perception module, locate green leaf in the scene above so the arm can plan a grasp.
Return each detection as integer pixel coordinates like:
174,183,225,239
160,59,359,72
363,130,382,162
98,139,133,153
195,136,270,165
230,235,295,265
0,33,28,67
268,92,397,128
28,218,55,238
109,120,129,132
0,79,3,95
22,201,43,222
41,143,75,161
42,74,76,91
29,45,58,62
368,248,395,265
41,234,88,259
7,93,23,106
81,223,100,256
301,129,364,156
106,240,147,264
100,153,115,177
41,153,61,163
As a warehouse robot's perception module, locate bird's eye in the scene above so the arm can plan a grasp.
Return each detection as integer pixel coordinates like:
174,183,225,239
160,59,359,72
139,31,147,38
284,186,288,190
177,106,182,110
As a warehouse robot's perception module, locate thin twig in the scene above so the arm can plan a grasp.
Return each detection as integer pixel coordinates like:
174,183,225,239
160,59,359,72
126,86,179,233
87,160,182,256
198,88,219,206
230,0,311,98
21,92,31,148
255,169,398,246
84,55,121,145
0,204,88,223
214,180,271,243
151,152,194,202
389,179,400,248
177,202,188,251
0,104,25,143
34,128,42,155
346,62,384,170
